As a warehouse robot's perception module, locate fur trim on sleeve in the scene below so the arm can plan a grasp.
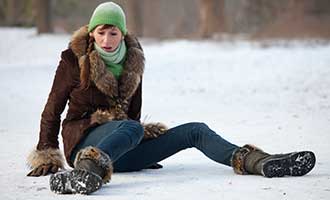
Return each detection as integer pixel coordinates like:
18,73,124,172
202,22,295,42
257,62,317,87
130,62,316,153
90,108,128,125
27,148,65,169
90,109,116,125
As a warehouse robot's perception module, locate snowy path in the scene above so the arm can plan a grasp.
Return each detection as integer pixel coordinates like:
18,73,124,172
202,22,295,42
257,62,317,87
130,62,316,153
0,28,329,199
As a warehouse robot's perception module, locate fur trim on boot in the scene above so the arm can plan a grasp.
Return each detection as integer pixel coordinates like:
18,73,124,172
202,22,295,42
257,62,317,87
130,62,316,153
74,146,113,183
142,122,168,139
27,148,65,169
230,144,263,175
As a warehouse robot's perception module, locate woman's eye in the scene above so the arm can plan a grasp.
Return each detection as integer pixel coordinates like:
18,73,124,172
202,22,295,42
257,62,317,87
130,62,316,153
97,32,105,35
111,32,117,36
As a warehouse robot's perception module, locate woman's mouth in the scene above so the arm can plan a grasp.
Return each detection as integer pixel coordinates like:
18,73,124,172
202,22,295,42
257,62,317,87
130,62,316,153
102,47,113,52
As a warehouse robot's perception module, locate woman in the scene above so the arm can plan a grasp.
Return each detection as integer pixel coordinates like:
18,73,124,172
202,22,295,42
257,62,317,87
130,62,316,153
27,2,316,195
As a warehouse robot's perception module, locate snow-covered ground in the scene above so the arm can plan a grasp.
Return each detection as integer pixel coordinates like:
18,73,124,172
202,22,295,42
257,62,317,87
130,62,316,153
0,27,329,200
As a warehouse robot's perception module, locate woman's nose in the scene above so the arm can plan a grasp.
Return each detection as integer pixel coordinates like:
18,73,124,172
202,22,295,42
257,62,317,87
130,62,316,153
102,35,112,46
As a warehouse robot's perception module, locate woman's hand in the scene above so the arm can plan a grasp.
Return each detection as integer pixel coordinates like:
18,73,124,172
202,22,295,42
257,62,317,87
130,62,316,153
26,148,64,177
143,122,168,139
27,163,60,176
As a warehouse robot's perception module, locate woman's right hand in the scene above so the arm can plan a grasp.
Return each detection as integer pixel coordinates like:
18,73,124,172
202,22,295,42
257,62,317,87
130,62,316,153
27,163,59,176
27,148,65,177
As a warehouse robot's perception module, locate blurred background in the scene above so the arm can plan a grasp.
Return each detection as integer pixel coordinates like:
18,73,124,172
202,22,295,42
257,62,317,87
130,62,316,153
1,0,330,39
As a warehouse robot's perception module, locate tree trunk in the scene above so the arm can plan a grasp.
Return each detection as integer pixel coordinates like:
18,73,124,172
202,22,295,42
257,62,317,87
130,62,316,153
6,0,20,25
125,0,144,36
36,0,53,34
198,0,223,38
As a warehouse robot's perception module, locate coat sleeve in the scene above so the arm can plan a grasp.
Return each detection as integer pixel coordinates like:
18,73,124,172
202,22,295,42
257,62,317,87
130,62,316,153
127,79,142,122
36,50,76,150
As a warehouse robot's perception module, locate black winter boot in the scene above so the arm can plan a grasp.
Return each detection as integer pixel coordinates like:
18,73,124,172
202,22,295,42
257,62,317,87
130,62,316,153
49,146,113,195
231,144,316,178
49,169,102,194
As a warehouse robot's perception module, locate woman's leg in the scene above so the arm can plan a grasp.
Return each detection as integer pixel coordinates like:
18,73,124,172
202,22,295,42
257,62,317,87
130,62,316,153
52,120,144,195
71,120,144,163
113,122,239,172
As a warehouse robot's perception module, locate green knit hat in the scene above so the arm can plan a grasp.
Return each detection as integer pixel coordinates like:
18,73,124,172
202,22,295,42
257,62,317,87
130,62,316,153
88,2,127,35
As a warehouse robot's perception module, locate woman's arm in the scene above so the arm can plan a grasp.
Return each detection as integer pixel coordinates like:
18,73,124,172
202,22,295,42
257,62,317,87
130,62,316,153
127,79,142,122
27,49,76,176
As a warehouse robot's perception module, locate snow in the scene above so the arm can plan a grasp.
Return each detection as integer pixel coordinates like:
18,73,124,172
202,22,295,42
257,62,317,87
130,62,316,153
0,27,330,199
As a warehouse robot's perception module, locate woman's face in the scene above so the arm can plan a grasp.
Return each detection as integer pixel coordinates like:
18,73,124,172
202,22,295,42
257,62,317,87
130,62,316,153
90,25,123,52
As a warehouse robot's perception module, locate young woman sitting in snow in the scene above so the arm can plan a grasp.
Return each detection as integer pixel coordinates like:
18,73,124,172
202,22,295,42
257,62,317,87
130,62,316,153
27,2,316,195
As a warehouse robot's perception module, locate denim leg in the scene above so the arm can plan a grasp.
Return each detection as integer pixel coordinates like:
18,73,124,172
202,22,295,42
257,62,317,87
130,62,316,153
70,120,144,163
113,122,239,172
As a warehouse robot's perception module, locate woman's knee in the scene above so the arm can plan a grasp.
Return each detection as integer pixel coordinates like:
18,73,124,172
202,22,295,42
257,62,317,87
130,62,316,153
172,122,209,140
119,120,144,142
184,122,209,132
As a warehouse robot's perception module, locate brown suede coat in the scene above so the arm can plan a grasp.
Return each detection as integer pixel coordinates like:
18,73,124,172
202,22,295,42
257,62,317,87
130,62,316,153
36,26,145,167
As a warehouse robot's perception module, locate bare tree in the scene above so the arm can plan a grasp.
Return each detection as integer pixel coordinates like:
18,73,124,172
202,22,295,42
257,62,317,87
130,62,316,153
6,0,20,25
35,0,53,34
125,0,144,36
198,0,225,38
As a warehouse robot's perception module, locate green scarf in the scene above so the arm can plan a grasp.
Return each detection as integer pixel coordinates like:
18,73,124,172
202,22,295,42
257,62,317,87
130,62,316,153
94,40,126,79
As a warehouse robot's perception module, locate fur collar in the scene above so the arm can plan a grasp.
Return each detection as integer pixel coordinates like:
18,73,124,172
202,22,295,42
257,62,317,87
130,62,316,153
69,25,144,101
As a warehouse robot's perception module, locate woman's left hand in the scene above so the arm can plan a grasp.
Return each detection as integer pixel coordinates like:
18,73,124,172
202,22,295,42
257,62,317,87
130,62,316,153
143,122,168,139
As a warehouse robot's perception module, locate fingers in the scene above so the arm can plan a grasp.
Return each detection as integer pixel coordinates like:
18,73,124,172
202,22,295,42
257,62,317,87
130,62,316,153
35,165,45,176
41,164,52,176
26,169,36,176
27,164,59,177
143,124,166,139
143,132,151,139
143,131,155,139
50,165,59,174
149,128,159,138
27,167,41,177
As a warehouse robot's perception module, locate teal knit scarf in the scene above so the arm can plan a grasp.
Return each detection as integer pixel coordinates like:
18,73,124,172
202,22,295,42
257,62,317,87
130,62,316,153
94,40,126,79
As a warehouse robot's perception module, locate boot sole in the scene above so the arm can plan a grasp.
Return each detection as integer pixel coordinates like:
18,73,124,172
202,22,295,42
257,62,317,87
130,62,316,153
261,151,316,178
49,169,102,194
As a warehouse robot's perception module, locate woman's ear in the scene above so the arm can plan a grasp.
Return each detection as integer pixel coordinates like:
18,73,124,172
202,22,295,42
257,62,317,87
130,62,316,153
89,32,94,38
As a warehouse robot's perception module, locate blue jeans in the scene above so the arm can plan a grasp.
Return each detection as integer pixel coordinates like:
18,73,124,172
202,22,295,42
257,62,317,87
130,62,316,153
71,120,239,172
